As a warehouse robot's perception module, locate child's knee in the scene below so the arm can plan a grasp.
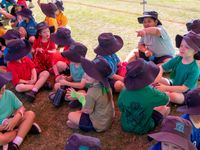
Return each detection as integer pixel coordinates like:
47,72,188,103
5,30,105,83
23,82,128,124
114,81,124,92
169,93,184,104
56,61,66,71
24,111,35,120
15,85,23,92
54,83,61,90
41,70,50,78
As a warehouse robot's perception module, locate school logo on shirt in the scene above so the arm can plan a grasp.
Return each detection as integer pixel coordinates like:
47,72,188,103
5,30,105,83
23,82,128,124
174,122,184,133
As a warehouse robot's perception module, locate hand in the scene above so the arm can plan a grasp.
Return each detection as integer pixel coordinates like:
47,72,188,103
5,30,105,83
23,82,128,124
28,79,36,84
4,118,18,131
0,125,6,131
154,84,168,92
66,88,77,101
136,29,146,37
36,48,44,53
145,50,153,57
59,79,68,86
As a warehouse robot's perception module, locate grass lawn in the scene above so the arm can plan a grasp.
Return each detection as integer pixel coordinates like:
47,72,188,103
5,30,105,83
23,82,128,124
13,0,200,149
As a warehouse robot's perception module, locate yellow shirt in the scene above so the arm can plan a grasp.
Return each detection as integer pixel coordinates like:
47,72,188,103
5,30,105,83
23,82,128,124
56,12,68,27
0,28,7,37
44,17,58,31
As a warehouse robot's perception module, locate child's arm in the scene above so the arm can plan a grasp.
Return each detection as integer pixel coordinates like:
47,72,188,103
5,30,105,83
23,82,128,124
59,79,86,89
155,84,189,93
29,68,37,84
0,8,15,19
136,27,161,37
37,0,41,7
4,106,25,131
0,131,17,145
111,74,124,81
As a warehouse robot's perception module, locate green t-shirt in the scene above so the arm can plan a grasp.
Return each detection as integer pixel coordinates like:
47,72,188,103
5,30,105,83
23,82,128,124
162,56,199,90
118,86,168,134
83,85,115,132
0,90,22,124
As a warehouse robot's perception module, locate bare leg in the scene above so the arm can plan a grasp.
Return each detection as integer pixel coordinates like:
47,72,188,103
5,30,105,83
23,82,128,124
154,106,170,117
159,77,171,85
67,111,82,129
114,80,125,92
16,111,35,139
33,70,49,90
125,49,138,63
15,84,34,92
168,92,185,104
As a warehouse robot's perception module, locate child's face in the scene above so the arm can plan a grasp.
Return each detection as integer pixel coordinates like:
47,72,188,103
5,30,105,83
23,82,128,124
0,85,6,99
179,39,196,58
55,10,60,15
143,17,157,28
161,141,184,150
39,28,50,39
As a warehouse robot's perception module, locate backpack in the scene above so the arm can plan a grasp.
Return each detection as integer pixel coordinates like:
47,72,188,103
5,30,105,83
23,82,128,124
65,133,101,150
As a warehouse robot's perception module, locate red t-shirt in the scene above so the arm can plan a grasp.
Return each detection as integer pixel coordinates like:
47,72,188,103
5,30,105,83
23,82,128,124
52,45,70,65
32,36,56,73
7,56,35,86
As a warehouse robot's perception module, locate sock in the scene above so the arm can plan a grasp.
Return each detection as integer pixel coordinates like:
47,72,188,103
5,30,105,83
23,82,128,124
32,88,38,93
13,136,23,146
3,144,8,150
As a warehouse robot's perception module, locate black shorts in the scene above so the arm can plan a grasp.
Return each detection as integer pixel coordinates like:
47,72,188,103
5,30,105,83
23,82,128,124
139,51,172,64
79,113,95,132
152,110,163,126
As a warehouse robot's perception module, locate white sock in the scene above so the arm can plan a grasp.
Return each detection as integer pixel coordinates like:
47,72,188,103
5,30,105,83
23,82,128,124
32,88,38,93
13,136,23,146
3,144,8,150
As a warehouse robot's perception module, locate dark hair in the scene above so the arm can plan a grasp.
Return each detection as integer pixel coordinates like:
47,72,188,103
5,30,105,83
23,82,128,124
194,51,200,60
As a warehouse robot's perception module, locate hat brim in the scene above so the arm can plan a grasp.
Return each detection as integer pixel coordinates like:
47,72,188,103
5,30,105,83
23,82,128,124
124,61,160,90
40,4,56,18
61,51,80,63
5,40,31,61
148,132,196,150
81,57,110,87
0,72,12,88
16,11,31,18
177,105,200,115
50,33,74,46
138,15,162,25
94,35,123,56
175,34,183,48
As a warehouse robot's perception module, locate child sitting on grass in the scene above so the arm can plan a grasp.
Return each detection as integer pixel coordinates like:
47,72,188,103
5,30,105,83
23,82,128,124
118,58,170,134
155,32,200,104
0,72,41,150
66,57,115,132
126,11,175,65
149,116,197,150
177,87,200,150
55,0,68,28
7,39,50,102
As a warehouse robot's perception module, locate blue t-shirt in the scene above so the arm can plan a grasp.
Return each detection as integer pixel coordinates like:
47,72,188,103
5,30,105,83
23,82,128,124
101,54,120,77
17,17,37,36
139,25,175,57
0,90,22,124
182,114,200,150
70,63,84,82
150,142,162,150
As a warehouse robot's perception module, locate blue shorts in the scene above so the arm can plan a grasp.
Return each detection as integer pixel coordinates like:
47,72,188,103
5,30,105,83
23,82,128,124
79,113,95,132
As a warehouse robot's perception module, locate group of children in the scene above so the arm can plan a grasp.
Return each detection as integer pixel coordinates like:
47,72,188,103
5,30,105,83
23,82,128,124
0,0,200,149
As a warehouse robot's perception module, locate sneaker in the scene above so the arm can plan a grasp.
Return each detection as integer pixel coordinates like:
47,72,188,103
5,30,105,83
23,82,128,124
28,123,42,135
68,100,82,109
48,92,56,101
43,82,53,90
8,143,19,150
25,91,37,102
28,2,34,9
